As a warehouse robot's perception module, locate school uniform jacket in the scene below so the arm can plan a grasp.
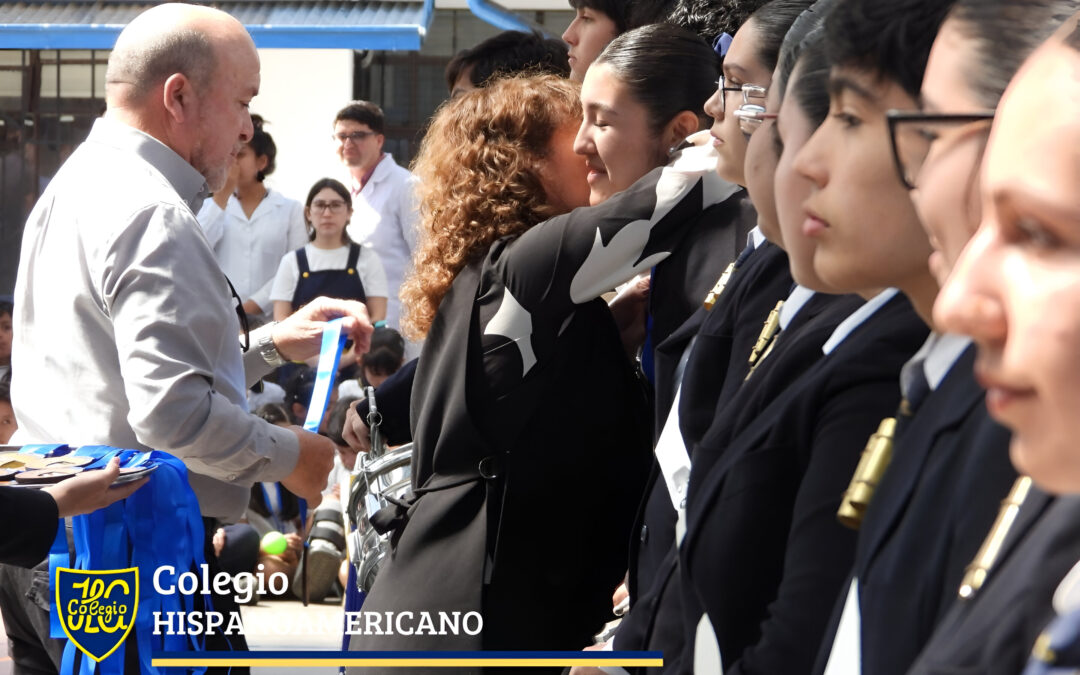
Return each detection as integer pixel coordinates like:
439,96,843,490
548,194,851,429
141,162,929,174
907,491,1080,675
617,243,793,655
649,188,757,355
813,345,1016,675
676,292,928,675
620,289,868,662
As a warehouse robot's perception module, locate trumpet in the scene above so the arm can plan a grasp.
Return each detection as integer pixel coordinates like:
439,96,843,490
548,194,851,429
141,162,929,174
837,417,898,530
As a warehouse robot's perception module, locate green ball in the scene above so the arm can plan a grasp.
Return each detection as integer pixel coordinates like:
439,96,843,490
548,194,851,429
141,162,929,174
261,531,287,556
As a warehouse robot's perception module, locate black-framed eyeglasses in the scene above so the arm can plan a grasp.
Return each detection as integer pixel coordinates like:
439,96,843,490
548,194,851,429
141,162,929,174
733,104,778,135
310,199,347,213
886,109,995,190
716,76,767,112
225,276,250,353
333,130,376,144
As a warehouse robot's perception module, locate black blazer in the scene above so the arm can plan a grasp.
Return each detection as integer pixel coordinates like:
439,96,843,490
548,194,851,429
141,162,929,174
907,491,1080,675
676,293,928,675
812,345,1017,675
618,291,871,665
618,245,792,654
650,189,758,358
0,485,60,568
652,242,792,439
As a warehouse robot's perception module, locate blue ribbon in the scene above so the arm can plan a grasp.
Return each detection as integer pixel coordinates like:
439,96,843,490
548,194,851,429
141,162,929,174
297,318,347,530
32,446,205,675
302,317,347,433
713,31,733,58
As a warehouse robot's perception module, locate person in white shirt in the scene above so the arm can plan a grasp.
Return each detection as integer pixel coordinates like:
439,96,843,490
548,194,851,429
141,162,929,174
197,114,306,323
332,101,417,332
270,177,388,323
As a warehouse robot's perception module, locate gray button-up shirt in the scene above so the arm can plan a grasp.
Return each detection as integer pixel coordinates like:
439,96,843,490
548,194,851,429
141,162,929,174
11,117,299,520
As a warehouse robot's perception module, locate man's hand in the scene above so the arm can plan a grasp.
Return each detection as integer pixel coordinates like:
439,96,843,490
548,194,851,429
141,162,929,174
272,297,374,363
241,299,262,315
342,400,372,454
44,457,149,518
281,427,335,507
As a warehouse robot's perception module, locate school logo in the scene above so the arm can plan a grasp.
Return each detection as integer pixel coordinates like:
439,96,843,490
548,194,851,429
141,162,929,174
55,567,138,662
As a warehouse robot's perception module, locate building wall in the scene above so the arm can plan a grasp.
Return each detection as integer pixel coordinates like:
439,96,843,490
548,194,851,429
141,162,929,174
0,8,575,294
252,48,355,203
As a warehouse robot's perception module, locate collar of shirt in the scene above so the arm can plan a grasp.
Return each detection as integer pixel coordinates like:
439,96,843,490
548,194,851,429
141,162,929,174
749,225,766,249
778,285,816,331
225,187,286,218
822,288,899,355
91,116,209,212
900,332,972,397
1054,557,1080,615
351,152,389,195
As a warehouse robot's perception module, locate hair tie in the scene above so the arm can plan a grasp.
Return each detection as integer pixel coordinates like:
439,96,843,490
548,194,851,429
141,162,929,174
713,32,733,58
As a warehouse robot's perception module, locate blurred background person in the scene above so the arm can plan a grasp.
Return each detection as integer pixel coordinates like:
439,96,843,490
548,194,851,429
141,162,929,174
446,29,569,98
562,0,672,81
331,101,416,336
198,114,306,325
271,177,387,323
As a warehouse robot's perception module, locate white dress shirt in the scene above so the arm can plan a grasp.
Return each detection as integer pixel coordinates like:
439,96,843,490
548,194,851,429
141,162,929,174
346,154,419,331
197,188,307,315
822,331,972,675
11,117,298,521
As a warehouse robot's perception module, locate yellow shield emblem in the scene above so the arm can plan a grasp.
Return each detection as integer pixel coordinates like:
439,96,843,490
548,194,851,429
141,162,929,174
55,567,138,663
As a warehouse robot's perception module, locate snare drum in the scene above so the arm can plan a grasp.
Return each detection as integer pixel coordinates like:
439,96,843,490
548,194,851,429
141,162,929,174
348,443,413,592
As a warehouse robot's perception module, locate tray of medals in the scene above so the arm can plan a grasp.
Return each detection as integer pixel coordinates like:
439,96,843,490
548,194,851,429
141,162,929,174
0,447,157,488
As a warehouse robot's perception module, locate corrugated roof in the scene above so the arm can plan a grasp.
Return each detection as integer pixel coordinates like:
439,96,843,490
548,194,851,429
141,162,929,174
0,0,434,49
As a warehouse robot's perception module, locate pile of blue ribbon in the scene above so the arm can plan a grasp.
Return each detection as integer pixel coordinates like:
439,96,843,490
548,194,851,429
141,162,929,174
22,444,207,675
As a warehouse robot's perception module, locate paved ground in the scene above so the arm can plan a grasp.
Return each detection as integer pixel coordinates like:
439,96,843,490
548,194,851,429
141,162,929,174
0,594,348,675
242,595,344,674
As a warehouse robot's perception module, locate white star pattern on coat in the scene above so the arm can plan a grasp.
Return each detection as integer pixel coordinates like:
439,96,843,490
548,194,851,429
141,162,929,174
483,287,537,375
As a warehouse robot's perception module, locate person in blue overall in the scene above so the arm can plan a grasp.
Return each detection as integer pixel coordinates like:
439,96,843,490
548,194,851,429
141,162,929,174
271,178,388,381
270,177,388,324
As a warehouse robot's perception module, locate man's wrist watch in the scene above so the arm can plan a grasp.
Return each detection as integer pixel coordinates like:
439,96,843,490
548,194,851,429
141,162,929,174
256,324,286,367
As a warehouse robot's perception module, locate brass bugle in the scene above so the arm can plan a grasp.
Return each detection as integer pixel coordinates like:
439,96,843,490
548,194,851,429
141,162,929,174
703,262,737,311
837,417,898,530
958,476,1032,600
748,300,784,368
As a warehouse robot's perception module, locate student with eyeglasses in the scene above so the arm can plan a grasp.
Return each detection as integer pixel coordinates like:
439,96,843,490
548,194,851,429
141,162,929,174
270,178,388,328
806,1,1077,673
888,4,1080,675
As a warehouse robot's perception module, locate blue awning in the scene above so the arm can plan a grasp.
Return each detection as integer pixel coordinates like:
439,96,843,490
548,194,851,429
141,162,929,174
0,0,435,50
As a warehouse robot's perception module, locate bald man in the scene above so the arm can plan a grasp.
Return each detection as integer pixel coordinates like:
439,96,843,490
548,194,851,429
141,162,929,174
3,4,372,671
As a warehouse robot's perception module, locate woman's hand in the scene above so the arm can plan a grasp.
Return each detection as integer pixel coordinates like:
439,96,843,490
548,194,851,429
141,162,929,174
608,276,650,359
